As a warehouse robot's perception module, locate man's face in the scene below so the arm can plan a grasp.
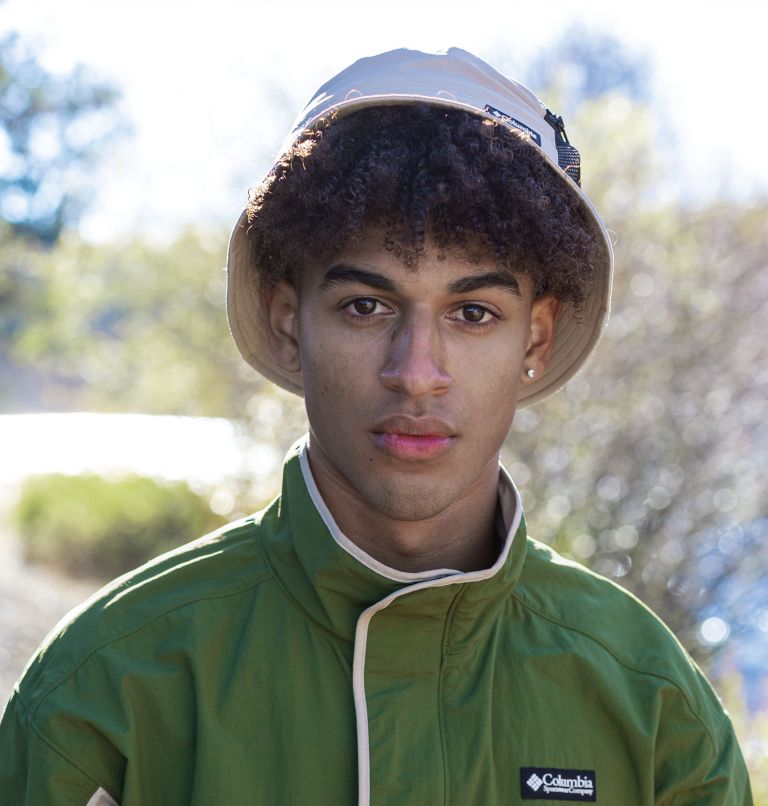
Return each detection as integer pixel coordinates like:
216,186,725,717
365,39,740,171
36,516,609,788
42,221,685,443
278,230,554,523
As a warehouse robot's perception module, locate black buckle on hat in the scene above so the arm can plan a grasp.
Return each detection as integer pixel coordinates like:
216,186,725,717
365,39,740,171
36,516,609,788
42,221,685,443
545,109,581,186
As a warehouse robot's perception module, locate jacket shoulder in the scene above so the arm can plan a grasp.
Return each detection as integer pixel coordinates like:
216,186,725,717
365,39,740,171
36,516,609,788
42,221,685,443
15,504,277,711
515,537,731,734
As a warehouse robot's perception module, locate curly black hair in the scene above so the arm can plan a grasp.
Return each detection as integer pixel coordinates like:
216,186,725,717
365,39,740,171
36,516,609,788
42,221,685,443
246,104,598,305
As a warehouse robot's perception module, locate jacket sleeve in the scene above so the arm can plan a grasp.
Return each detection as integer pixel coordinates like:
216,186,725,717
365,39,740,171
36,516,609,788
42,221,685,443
0,691,120,806
653,684,753,806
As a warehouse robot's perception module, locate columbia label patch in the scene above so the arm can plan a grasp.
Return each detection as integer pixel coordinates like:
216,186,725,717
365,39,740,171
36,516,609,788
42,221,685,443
521,767,596,801
484,104,541,145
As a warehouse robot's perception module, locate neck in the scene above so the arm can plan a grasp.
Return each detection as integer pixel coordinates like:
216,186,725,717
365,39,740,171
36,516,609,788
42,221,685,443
305,444,502,573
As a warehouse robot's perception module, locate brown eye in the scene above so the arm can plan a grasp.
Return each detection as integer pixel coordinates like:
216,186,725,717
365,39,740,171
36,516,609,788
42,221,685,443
462,304,487,323
353,298,377,315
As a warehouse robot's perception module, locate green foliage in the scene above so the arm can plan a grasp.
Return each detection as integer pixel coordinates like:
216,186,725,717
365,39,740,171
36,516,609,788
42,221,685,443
2,223,308,454
5,226,256,414
15,473,226,579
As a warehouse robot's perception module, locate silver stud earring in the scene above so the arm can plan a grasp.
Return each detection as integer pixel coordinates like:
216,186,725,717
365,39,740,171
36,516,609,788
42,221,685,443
526,368,535,379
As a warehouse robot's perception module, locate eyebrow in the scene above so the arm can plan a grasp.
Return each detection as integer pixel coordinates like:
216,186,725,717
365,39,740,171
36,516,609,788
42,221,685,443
447,271,522,297
319,263,522,297
319,264,396,292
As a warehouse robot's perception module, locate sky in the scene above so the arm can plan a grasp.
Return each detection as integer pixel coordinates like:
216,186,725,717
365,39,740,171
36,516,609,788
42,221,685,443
1,0,767,242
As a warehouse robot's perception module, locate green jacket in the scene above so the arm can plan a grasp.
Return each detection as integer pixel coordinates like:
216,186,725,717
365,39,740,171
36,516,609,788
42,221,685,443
0,441,752,805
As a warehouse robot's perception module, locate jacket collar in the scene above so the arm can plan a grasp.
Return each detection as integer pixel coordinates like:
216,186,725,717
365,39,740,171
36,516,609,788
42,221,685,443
260,438,528,646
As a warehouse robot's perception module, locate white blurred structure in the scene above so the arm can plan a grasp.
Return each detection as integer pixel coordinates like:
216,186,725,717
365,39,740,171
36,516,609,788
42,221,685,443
0,413,279,486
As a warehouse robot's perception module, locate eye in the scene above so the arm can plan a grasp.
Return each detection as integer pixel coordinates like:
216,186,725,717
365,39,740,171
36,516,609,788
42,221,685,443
449,303,498,326
461,304,490,323
341,296,392,319
352,298,379,315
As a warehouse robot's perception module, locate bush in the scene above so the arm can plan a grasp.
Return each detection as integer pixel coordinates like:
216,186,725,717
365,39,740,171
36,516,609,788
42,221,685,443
14,474,226,580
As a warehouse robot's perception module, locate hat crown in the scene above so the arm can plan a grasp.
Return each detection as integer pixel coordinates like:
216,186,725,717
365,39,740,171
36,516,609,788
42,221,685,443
281,48,562,175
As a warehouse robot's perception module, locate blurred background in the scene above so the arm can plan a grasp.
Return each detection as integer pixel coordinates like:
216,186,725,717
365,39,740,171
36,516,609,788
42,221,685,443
1,0,766,792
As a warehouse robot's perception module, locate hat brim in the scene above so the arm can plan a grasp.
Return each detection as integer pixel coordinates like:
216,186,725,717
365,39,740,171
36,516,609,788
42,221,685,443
227,209,304,396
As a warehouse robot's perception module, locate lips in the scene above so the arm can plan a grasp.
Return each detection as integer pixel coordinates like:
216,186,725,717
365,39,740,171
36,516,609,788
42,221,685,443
370,415,457,460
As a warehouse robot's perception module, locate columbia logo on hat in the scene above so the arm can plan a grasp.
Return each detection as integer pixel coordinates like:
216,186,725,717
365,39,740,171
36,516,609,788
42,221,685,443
484,104,542,145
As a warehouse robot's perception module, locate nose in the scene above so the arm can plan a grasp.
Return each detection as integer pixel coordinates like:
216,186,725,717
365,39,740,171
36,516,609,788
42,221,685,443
379,310,451,397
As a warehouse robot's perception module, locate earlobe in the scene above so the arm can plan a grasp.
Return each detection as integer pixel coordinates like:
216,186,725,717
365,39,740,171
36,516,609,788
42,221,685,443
262,280,301,374
522,294,560,382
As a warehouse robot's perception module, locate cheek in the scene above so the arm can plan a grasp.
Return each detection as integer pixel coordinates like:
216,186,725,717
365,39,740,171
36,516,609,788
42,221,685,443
299,311,384,392
300,339,377,430
454,335,524,388
458,345,522,430
303,353,346,406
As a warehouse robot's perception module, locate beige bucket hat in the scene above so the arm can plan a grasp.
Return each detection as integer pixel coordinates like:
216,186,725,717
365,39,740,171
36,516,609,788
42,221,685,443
227,47,613,407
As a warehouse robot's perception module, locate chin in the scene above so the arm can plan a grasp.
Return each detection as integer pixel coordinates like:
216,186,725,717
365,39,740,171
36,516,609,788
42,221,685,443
364,484,455,523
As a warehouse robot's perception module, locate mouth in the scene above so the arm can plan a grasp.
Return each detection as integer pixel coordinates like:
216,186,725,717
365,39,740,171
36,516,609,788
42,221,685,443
370,415,457,461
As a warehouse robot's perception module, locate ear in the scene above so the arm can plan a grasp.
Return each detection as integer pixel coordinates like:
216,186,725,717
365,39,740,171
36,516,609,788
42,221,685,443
522,293,560,383
261,280,301,374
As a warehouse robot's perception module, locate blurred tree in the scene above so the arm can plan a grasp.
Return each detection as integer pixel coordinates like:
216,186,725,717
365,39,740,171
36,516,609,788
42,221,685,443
0,220,41,403
10,227,249,412
0,31,124,243
0,28,126,408
525,24,651,106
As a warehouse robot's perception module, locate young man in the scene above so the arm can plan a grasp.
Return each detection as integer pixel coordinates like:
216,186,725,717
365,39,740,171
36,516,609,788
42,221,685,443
0,48,752,805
